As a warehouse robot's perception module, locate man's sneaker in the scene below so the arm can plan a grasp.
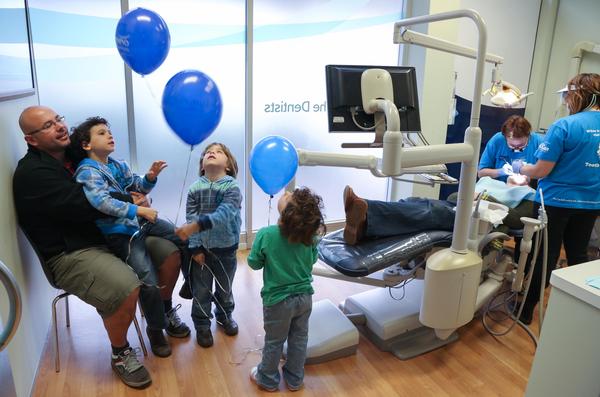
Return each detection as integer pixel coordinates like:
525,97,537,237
217,318,239,336
178,279,193,299
249,366,278,392
146,327,171,357
166,304,191,338
111,347,152,389
196,328,214,348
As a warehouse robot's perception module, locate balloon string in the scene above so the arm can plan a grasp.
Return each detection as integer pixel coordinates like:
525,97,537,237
142,76,162,109
267,195,273,226
175,145,194,225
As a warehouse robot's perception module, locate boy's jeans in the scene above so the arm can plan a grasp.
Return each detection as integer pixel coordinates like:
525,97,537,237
107,218,185,330
257,294,312,390
190,247,237,329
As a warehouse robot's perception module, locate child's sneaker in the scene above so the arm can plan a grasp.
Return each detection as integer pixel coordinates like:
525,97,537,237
217,318,239,336
178,279,192,299
284,378,304,392
111,347,152,389
249,366,278,392
165,304,191,338
196,328,213,348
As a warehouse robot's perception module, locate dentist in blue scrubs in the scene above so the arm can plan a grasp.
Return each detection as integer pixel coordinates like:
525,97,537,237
517,73,600,324
478,115,543,185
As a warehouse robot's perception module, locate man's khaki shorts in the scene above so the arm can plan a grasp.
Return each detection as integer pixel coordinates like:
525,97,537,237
48,247,141,318
48,238,179,317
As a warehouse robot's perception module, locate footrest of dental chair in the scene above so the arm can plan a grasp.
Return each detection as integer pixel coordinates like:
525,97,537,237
318,229,453,277
285,299,359,364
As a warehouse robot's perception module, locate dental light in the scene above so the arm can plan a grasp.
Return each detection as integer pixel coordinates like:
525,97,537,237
396,28,531,109
483,66,533,108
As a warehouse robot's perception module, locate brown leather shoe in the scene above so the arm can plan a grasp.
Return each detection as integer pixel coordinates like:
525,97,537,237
343,185,357,212
343,186,368,245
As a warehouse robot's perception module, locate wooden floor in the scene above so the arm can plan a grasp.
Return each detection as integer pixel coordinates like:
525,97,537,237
32,250,542,397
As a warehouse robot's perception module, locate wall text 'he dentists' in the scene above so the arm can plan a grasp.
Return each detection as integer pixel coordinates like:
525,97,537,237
264,100,327,113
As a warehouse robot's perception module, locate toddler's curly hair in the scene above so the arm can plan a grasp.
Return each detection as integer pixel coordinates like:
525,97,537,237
279,187,326,246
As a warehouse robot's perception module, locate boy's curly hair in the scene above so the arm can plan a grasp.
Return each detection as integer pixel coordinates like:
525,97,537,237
279,187,326,246
199,142,238,178
67,116,108,166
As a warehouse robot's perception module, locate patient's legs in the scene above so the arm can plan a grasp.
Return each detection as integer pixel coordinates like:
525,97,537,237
343,186,456,245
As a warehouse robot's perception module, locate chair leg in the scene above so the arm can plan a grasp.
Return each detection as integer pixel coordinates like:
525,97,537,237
138,300,144,318
132,315,148,357
51,296,62,372
65,295,70,328
51,292,70,372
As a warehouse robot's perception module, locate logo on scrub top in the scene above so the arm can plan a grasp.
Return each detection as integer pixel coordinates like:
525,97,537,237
538,143,549,153
597,143,600,159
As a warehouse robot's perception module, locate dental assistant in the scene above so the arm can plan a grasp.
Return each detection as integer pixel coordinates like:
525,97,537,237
516,73,600,324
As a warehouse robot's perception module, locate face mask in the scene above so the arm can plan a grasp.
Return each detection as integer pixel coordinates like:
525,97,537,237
555,85,573,118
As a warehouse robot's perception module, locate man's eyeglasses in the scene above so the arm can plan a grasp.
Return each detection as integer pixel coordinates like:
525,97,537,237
26,115,65,135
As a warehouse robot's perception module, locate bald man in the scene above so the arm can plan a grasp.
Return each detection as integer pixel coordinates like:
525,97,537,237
13,106,152,389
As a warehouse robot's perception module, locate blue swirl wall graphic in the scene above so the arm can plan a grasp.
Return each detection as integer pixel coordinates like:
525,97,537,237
1,7,401,48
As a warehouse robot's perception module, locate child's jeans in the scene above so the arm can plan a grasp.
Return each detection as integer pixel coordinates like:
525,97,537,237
106,218,185,330
190,247,237,330
257,293,312,390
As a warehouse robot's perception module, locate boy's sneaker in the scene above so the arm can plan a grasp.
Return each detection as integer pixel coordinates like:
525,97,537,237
166,304,191,338
217,318,239,336
196,328,214,348
111,347,152,389
249,366,278,392
146,327,171,357
178,280,192,300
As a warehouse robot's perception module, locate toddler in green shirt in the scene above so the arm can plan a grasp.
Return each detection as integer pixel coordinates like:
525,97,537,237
248,187,326,392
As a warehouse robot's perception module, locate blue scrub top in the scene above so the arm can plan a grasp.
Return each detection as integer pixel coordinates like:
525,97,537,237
479,132,543,182
535,111,600,209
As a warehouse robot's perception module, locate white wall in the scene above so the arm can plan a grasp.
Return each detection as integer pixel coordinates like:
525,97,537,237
0,94,55,397
453,0,540,105
527,0,600,131
402,0,541,198
399,0,460,199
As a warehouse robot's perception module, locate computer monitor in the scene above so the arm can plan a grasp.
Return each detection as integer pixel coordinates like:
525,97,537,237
325,65,421,134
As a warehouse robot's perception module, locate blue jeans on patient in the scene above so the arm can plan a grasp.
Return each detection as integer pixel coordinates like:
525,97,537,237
257,293,312,390
190,247,237,330
365,197,456,238
106,218,184,330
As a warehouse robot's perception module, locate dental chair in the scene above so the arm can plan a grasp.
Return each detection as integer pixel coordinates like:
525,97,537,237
295,9,545,364
304,199,515,362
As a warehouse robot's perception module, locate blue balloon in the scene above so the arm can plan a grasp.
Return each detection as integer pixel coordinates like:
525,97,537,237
162,70,223,146
115,8,170,75
250,136,299,196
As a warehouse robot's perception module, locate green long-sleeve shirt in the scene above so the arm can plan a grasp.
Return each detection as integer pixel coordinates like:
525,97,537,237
247,225,318,306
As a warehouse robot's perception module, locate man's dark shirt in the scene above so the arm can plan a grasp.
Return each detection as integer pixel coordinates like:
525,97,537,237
13,146,128,261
